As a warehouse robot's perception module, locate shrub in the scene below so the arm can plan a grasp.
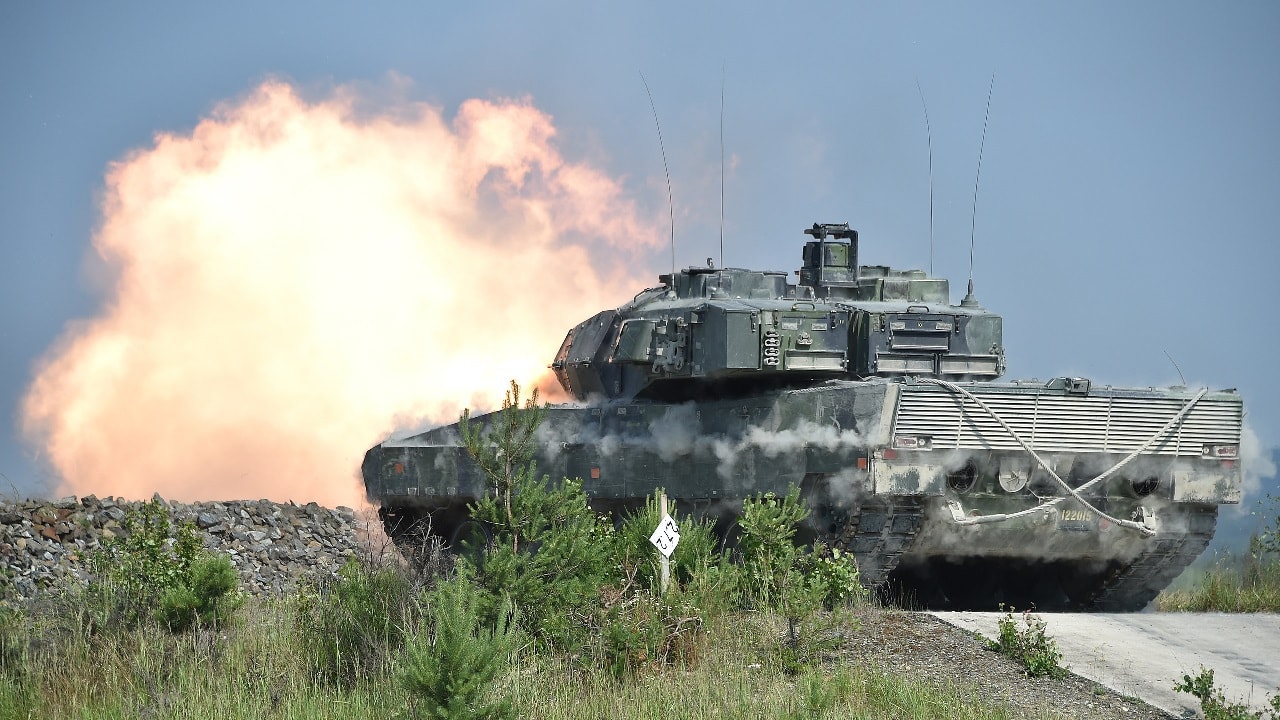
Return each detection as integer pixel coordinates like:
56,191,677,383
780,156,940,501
156,554,241,631
991,607,1065,678
806,543,868,611
736,487,857,674
299,557,419,686
87,499,239,632
401,567,517,720
737,486,811,611
1174,666,1280,720
613,490,719,592
588,586,703,679
464,475,618,651
459,381,620,652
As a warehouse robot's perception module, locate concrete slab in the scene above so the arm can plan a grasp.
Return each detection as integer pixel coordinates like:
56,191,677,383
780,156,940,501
932,612,1280,718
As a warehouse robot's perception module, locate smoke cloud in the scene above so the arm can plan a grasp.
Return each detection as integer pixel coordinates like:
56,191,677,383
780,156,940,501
21,79,662,507
1240,423,1276,504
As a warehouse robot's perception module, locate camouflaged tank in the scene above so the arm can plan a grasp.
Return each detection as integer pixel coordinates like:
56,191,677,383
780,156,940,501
363,223,1243,610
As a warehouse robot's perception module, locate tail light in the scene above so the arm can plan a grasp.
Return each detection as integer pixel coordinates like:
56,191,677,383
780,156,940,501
1202,444,1238,459
892,435,933,451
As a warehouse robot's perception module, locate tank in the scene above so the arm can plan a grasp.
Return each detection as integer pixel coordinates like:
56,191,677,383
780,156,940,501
363,222,1244,610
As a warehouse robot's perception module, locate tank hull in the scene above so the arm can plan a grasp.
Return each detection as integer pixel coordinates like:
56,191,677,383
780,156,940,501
364,377,1242,610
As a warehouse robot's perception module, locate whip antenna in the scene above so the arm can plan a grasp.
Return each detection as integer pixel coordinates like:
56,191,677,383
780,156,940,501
915,78,934,276
964,73,995,308
1163,349,1188,386
719,64,726,269
641,72,675,277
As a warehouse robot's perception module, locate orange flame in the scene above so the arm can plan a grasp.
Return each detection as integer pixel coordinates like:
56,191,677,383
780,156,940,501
21,79,662,507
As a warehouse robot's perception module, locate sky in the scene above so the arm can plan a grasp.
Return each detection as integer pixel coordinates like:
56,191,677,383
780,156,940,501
1,2,1277,510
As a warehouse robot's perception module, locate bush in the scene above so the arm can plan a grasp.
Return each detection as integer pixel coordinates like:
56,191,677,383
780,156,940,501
299,557,419,686
401,567,517,720
464,475,618,651
1174,666,1280,720
991,607,1065,678
87,499,239,632
156,554,241,631
613,490,719,592
459,382,620,652
588,586,703,679
736,487,858,674
806,543,868,611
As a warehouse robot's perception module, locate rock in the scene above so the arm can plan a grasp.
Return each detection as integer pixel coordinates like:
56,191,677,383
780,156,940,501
0,496,366,606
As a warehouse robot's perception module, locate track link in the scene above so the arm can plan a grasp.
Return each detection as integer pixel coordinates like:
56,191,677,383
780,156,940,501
1087,506,1218,611
820,497,926,588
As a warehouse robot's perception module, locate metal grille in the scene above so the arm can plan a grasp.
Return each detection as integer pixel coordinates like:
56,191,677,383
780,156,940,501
893,386,1242,456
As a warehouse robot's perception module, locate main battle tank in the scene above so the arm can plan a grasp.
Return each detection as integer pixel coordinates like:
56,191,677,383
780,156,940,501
363,223,1243,610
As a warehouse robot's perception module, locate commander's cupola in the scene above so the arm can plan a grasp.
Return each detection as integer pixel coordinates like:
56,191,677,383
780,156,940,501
799,223,859,299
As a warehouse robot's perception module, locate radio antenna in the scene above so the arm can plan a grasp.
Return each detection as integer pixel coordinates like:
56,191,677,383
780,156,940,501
719,63,726,269
640,72,675,278
1163,349,1188,386
963,73,995,308
915,78,934,276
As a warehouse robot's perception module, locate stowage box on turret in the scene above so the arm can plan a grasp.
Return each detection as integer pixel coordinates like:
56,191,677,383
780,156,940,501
363,223,1243,610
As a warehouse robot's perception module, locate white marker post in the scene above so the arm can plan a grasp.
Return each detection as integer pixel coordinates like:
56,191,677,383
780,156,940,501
648,491,681,594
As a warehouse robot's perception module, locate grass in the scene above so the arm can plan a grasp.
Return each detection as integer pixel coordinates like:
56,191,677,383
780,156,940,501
1156,551,1280,612
1,595,1047,720
505,613,1043,720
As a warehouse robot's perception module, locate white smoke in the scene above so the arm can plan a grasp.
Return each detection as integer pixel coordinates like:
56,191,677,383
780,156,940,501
649,403,700,461
1240,422,1277,504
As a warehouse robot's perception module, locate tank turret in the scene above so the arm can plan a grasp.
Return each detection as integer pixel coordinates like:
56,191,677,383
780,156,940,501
551,223,1005,402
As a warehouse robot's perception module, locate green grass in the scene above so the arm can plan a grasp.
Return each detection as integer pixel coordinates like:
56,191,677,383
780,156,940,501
1156,552,1280,612
1,596,1047,720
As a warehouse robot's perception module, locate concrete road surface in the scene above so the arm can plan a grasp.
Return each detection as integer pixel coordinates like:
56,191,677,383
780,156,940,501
932,612,1280,718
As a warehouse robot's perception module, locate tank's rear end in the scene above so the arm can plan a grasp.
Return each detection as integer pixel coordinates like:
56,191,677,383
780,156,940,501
873,378,1242,610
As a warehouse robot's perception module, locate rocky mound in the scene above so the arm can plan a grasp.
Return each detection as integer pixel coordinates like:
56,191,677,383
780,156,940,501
1,494,366,603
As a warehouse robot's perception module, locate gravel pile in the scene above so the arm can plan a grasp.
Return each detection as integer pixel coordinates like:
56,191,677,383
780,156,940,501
1,494,364,603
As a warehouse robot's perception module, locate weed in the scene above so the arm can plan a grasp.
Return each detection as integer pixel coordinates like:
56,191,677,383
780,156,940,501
1252,494,1280,558
736,487,861,675
87,499,240,632
587,585,703,679
157,553,242,631
1174,666,1280,720
990,606,1065,678
806,542,868,610
298,557,419,686
1157,551,1280,612
613,489,719,592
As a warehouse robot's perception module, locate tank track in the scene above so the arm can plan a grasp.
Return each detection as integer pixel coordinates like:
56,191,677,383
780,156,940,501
1086,506,1218,611
819,497,926,588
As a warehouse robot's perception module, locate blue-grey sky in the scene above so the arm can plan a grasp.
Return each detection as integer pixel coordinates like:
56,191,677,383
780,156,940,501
1,2,1277,501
